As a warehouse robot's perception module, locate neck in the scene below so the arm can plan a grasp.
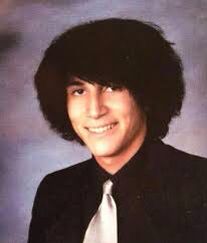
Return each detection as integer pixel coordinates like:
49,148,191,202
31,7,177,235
94,126,147,175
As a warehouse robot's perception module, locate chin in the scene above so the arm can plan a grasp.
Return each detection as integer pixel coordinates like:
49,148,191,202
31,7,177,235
89,144,118,158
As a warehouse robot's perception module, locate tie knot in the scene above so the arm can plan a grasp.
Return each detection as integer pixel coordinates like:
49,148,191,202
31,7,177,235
103,180,113,195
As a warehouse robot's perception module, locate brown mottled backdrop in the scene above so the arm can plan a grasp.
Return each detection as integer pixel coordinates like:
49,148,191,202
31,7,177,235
0,1,206,242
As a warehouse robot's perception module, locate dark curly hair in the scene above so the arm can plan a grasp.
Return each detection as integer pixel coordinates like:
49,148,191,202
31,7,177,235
34,18,185,144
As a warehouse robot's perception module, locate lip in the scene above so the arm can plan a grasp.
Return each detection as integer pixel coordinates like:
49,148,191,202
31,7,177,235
87,122,116,129
86,122,117,134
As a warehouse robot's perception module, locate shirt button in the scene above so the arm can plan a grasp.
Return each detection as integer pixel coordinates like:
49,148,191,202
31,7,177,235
185,210,192,215
203,202,207,207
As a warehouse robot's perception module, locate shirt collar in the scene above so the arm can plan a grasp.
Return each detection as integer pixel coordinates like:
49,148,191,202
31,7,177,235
90,138,153,194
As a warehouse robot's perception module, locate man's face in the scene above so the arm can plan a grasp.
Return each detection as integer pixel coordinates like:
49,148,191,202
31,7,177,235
66,77,147,163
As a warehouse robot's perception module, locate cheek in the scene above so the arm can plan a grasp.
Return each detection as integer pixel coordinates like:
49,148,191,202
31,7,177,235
67,100,83,122
67,102,73,120
67,107,79,133
123,102,144,130
120,99,139,118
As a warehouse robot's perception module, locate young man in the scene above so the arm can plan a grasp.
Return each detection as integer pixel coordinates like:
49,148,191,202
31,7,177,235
28,18,207,243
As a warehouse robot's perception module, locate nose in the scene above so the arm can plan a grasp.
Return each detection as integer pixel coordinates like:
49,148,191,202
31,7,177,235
87,93,107,119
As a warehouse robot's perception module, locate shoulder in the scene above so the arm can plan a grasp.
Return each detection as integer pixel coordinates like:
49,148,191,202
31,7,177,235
28,159,93,242
149,139,206,160
153,141,207,209
146,141,207,234
31,158,93,219
32,158,93,207
149,140,207,174
37,158,93,193
147,140,207,193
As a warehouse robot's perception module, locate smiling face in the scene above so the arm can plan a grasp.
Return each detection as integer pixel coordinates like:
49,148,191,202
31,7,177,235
66,77,147,173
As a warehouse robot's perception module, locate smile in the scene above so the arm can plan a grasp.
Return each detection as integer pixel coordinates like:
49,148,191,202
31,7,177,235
87,123,116,134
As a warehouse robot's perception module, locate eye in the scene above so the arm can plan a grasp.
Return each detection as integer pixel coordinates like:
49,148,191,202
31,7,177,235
72,88,85,96
104,85,122,92
105,86,114,92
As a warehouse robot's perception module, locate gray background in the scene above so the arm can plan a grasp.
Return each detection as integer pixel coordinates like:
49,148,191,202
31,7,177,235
0,0,207,242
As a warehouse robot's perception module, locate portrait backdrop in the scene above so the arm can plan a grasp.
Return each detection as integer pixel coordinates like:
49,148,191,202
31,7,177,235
0,0,207,242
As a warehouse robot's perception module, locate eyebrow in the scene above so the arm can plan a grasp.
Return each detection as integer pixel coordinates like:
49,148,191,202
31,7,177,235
67,78,98,88
67,80,85,87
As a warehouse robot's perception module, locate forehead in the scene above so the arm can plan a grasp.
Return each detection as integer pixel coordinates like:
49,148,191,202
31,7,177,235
67,76,122,89
66,76,139,105
67,76,95,86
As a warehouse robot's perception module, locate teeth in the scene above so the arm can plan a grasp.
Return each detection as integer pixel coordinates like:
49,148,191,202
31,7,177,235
88,124,115,133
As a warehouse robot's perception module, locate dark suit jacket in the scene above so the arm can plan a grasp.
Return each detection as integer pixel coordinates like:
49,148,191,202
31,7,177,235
28,140,207,243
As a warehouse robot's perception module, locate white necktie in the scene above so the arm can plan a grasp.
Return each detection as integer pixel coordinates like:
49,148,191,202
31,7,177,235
83,180,118,243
